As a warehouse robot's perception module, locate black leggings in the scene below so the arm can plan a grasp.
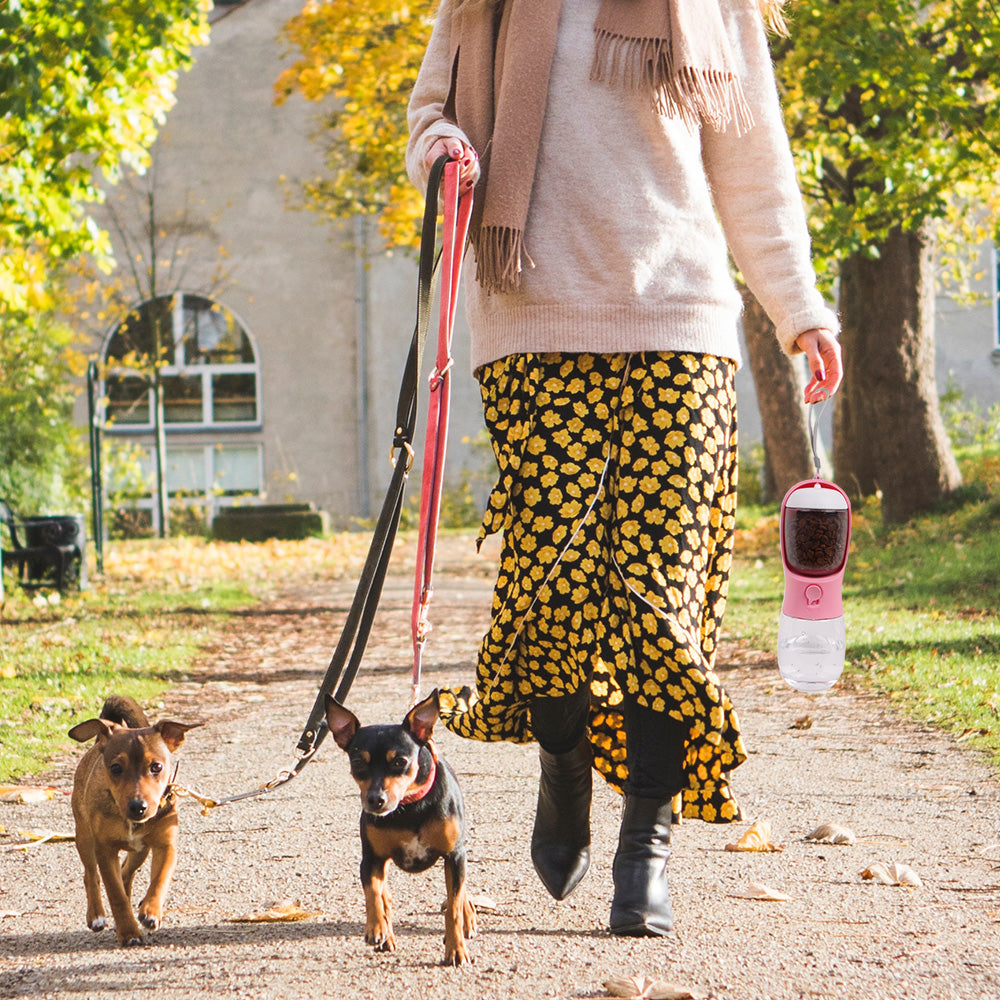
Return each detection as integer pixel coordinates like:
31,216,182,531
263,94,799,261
531,688,687,800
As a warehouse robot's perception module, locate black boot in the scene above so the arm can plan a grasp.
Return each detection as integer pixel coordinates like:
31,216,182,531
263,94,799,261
530,736,593,900
609,794,674,936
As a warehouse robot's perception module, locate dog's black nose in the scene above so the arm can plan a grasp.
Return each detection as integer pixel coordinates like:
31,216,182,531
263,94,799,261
127,799,148,820
366,789,389,813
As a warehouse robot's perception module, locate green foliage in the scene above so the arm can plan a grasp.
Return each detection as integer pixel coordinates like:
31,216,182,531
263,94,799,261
775,0,1000,285
276,0,436,248
0,307,88,513
940,376,1000,451
0,0,210,310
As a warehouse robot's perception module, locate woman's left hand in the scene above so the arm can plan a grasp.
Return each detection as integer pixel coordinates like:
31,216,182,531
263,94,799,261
795,328,843,404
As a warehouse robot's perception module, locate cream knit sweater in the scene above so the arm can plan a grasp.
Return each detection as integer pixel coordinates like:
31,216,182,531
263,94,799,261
406,0,838,372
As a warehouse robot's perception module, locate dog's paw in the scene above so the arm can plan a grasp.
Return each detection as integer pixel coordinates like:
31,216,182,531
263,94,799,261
119,933,146,947
365,924,396,953
139,912,160,931
88,916,106,933
443,942,472,967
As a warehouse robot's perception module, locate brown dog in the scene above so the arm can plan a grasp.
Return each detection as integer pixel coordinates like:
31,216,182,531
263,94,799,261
68,695,200,945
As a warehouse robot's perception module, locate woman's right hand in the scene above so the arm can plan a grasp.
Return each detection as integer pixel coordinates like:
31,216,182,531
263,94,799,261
426,138,479,193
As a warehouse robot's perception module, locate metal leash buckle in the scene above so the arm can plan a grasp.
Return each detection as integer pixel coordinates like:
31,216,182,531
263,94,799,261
390,439,415,471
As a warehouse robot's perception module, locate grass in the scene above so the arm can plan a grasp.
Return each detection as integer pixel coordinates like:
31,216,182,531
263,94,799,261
0,535,371,782
726,446,1000,767
3,448,999,782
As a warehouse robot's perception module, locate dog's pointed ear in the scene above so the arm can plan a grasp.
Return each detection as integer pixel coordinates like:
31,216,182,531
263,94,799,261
404,689,441,744
154,721,203,752
325,695,360,750
69,718,117,744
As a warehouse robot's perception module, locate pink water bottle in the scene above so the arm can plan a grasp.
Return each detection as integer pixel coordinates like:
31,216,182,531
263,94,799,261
778,478,851,692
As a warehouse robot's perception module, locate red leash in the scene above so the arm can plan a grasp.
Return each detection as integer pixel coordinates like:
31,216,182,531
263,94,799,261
411,161,473,703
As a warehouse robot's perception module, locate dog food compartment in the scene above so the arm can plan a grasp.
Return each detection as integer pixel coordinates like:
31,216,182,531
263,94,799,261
781,483,850,577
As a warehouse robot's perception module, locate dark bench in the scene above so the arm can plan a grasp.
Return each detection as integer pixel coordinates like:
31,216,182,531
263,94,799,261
211,502,328,542
0,500,85,591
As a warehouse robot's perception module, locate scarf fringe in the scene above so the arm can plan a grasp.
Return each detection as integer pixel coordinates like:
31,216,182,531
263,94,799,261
591,30,754,135
474,225,532,295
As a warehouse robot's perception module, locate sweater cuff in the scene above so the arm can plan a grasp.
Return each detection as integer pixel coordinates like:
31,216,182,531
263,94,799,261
775,305,840,356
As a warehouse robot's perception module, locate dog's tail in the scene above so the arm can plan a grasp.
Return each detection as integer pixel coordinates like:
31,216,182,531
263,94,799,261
99,695,150,729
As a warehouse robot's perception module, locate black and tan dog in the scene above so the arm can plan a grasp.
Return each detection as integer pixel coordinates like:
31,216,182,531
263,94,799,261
325,689,476,966
68,695,200,945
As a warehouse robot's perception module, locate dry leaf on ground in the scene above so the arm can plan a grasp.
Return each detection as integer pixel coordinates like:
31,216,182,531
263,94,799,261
440,892,497,914
732,882,791,902
805,822,857,846
861,862,922,888
227,899,321,923
790,715,813,730
604,974,705,999
725,819,784,853
0,786,61,804
2,828,75,851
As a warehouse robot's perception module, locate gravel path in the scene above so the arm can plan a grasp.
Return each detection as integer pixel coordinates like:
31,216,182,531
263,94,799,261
2,532,999,1000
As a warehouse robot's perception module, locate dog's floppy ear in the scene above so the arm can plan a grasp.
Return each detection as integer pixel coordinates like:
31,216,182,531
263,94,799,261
325,695,360,750
68,718,117,744
404,689,440,744
154,720,203,752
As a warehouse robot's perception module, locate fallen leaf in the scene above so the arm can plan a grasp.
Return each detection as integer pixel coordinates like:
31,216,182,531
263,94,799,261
726,819,784,853
3,828,75,851
791,714,813,730
0,786,60,804
440,892,497,914
956,727,990,743
805,822,857,846
227,899,321,923
469,892,498,913
861,862,922,888
861,862,895,884
732,882,790,902
604,975,705,999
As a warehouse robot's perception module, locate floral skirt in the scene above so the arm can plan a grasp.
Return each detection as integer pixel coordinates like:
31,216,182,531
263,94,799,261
438,351,746,823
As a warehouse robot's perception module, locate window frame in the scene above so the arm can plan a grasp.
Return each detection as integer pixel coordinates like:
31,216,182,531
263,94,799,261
101,293,262,434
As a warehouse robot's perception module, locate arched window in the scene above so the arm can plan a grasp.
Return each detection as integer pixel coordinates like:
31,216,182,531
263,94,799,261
101,294,263,529
102,293,260,429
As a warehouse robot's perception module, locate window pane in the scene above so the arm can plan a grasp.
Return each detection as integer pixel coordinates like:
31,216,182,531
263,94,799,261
163,374,204,423
106,376,150,425
181,294,254,364
166,449,205,495
212,373,257,422
213,445,261,495
106,297,175,365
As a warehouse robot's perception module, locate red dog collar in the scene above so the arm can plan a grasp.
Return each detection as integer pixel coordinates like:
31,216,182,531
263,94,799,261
401,740,438,805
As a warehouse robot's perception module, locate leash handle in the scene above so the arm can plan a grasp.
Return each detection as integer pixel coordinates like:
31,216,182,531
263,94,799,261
411,160,473,704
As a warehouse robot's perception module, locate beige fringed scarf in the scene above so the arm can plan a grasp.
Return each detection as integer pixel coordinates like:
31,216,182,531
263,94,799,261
449,0,756,294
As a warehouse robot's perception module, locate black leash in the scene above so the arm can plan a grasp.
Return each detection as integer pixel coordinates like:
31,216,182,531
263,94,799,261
177,157,457,812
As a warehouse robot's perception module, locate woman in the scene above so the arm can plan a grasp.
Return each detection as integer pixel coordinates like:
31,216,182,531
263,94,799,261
406,0,842,936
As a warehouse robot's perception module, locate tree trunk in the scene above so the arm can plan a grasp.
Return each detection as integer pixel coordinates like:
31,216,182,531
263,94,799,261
834,224,961,524
740,286,816,501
